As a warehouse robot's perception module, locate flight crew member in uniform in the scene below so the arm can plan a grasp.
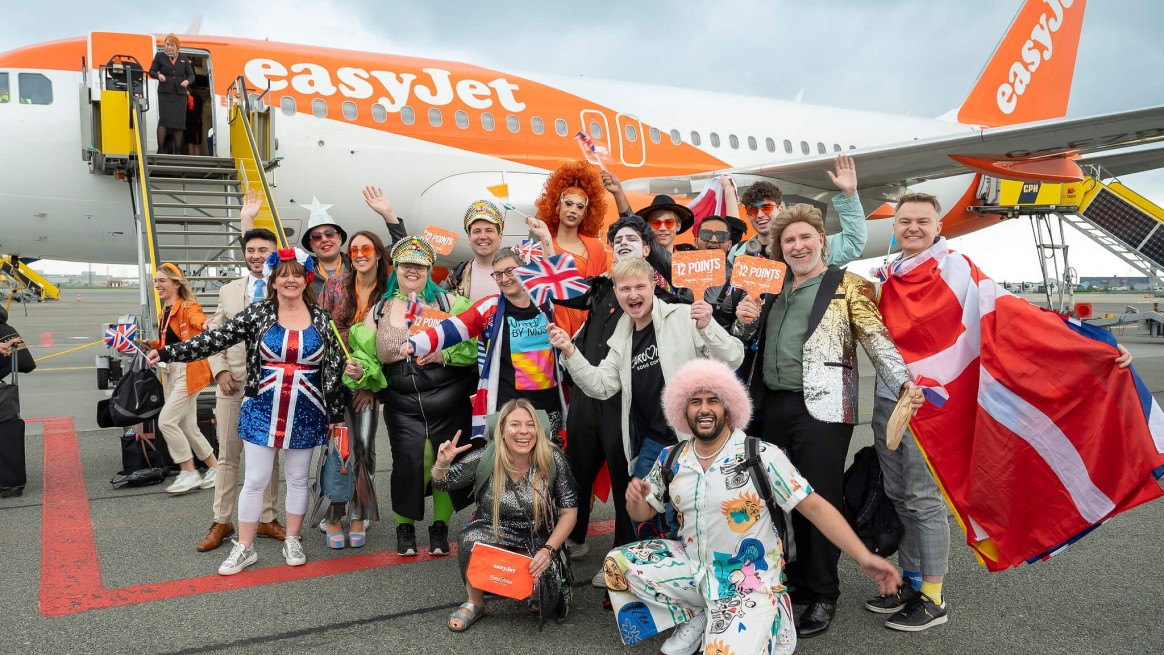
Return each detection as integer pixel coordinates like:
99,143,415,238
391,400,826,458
148,34,194,155
198,198,286,551
732,203,921,638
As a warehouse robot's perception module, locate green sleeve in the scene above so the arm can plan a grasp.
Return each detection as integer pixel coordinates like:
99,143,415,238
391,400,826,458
825,192,869,266
440,294,479,367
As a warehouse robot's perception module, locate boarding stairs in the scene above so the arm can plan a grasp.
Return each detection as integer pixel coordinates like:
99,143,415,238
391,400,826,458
1,255,60,302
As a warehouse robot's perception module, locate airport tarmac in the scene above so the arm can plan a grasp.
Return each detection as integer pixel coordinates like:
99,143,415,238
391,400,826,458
1,288,1162,654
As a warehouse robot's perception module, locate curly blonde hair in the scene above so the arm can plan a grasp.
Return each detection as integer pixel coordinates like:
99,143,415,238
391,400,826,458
535,160,608,238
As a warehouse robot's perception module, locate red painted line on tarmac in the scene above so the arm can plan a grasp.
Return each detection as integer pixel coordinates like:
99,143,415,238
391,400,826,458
33,416,614,617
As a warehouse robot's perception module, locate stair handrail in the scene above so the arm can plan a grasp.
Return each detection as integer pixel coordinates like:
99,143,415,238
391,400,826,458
127,94,163,328
227,75,288,249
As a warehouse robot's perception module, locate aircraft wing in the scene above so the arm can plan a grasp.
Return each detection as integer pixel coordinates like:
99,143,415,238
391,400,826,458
1078,144,1164,178
718,105,1164,188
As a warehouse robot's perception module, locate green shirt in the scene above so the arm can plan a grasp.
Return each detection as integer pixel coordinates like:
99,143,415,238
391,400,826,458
762,271,825,391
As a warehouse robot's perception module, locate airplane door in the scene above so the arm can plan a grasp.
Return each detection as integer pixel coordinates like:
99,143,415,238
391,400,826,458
579,109,612,167
615,113,646,167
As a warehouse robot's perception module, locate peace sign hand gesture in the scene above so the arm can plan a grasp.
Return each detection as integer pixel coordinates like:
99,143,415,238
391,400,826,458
434,430,472,474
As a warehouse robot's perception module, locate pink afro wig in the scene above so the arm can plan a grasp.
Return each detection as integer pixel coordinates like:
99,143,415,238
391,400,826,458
662,358,753,437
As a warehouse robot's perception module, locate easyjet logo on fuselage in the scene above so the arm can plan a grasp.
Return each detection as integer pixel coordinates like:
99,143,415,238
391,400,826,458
244,58,526,113
996,0,1075,115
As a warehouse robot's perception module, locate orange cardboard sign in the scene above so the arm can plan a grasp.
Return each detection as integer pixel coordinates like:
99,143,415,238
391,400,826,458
409,306,452,335
421,225,459,256
732,255,787,298
671,249,726,299
466,543,535,600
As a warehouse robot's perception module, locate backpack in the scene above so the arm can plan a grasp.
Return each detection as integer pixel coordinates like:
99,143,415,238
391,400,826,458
660,436,796,560
842,446,904,557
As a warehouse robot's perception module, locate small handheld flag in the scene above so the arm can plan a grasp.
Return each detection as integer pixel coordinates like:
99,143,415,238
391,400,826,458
104,324,139,354
404,292,423,332
575,131,610,170
516,239,545,262
515,253,590,306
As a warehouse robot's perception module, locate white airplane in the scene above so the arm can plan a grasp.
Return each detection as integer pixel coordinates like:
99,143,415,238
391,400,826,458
0,0,1161,269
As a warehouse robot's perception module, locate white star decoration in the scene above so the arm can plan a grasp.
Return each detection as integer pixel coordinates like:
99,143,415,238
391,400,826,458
300,196,335,223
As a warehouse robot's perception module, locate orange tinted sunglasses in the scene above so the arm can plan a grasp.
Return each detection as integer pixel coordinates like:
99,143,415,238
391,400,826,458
746,202,779,217
649,217,677,230
348,244,376,258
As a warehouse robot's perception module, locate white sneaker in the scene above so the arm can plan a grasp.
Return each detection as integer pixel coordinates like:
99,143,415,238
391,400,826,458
318,519,328,533
591,568,607,589
566,538,589,559
282,535,306,566
199,467,218,489
218,540,257,575
660,611,706,655
165,471,203,494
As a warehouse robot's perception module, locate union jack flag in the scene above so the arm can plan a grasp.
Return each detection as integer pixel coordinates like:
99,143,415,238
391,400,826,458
516,239,545,262
515,253,589,306
575,130,610,166
404,292,423,332
103,323,138,353
258,329,325,448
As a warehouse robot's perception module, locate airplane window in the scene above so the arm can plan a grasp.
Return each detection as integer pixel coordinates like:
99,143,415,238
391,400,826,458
690,131,701,146
482,112,495,131
850,144,857,150
729,134,739,150
589,121,603,139
0,73,7,102
312,98,328,119
817,142,826,154
649,127,661,144
342,101,358,121
833,143,842,152
709,133,720,148
764,138,774,152
279,95,295,116
748,136,757,151
531,116,544,135
625,123,637,142
800,141,809,155
670,129,681,145
555,118,568,136
429,108,443,127
18,73,52,105
372,103,387,123
455,110,469,129
784,139,793,153
506,114,519,133
400,105,415,125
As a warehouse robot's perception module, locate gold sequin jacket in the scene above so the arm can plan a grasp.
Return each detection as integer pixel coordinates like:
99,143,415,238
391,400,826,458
733,266,909,424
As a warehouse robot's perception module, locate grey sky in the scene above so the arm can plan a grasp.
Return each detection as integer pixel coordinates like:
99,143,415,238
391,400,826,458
4,0,1163,280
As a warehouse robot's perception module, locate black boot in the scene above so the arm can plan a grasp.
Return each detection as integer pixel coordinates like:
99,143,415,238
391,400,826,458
797,601,836,638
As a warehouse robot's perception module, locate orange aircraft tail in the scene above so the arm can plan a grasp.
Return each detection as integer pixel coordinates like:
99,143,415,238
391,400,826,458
957,0,1086,128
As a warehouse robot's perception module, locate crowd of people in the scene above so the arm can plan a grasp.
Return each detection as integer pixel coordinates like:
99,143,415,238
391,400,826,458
139,155,1140,654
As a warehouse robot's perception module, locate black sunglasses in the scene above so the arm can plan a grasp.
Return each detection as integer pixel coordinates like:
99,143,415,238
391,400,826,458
698,229,730,242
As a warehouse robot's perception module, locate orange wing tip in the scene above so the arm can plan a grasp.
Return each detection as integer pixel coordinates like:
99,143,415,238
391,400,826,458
485,183,509,198
949,155,1084,183
867,202,897,220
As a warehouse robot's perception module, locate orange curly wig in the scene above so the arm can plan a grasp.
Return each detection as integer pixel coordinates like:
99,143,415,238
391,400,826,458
535,160,608,238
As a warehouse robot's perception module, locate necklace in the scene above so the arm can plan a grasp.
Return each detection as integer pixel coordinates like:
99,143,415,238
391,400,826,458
693,436,730,462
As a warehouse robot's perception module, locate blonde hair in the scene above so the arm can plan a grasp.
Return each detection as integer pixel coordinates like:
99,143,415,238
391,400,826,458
156,263,196,302
611,257,654,284
491,399,556,539
768,203,830,264
164,34,180,49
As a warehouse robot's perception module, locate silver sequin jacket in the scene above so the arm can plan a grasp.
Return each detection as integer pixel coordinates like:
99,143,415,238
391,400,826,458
733,266,909,424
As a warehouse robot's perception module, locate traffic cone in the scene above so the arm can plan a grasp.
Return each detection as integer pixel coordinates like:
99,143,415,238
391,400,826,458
76,294,82,302
40,332,54,347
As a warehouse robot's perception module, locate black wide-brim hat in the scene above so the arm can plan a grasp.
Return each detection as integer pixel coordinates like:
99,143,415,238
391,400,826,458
634,195,696,235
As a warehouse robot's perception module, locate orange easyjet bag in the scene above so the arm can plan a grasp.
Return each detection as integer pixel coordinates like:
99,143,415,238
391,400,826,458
466,542,535,600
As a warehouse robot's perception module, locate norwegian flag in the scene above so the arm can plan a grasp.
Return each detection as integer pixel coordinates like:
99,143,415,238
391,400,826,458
516,239,545,262
515,253,589,306
404,292,423,332
103,323,139,354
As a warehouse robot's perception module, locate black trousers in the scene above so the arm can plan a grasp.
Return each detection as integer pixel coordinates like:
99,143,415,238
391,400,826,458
565,389,636,549
762,388,854,604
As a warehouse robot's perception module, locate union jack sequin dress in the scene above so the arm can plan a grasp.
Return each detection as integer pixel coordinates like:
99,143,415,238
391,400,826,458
239,323,328,449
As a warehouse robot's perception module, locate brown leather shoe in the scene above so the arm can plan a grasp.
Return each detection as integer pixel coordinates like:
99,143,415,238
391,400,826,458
196,522,235,552
257,519,287,541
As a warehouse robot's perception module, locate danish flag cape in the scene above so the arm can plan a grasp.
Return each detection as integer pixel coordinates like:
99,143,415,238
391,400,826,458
876,238,1164,571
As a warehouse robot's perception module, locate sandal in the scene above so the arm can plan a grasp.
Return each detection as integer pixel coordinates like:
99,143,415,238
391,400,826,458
448,601,486,632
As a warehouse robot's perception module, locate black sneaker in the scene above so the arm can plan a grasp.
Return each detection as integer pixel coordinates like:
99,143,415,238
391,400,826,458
865,583,920,614
884,593,948,632
396,524,417,556
429,522,450,556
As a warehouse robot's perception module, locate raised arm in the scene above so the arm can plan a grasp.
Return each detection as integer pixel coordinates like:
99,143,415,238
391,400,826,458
363,186,408,245
825,155,868,266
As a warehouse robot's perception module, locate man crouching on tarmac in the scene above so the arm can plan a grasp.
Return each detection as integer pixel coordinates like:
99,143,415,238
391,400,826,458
604,358,902,655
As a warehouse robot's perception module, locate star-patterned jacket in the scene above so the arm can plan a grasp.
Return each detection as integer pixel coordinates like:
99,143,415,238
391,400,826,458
156,300,347,423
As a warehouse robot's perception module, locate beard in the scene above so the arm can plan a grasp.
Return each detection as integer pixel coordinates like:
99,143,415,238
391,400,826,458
687,411,726,442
